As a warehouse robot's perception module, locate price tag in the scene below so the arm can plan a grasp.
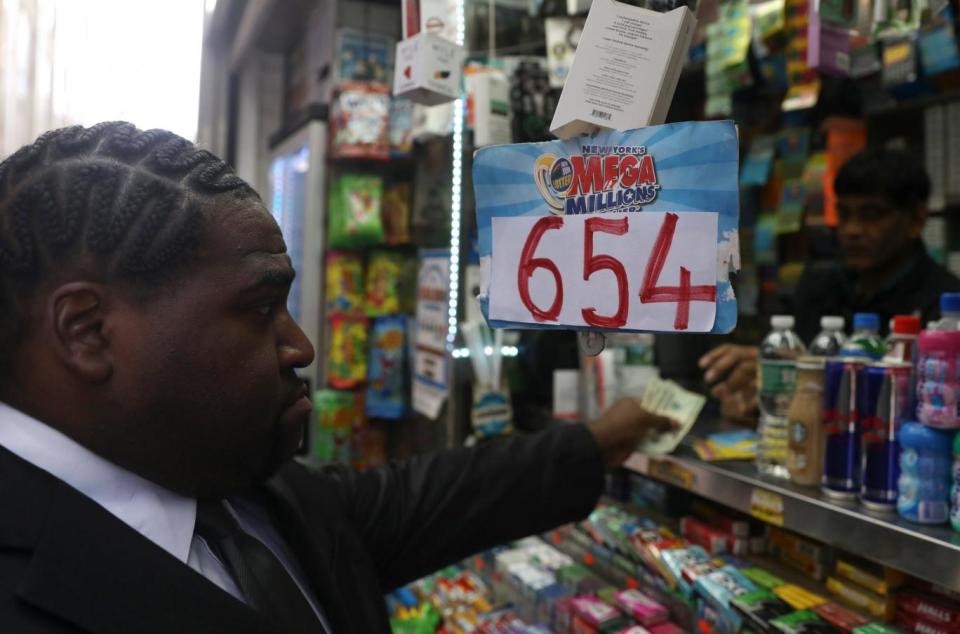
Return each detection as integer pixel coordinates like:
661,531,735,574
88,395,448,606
473,120,740,334
750,488,785,526
490,211,718,332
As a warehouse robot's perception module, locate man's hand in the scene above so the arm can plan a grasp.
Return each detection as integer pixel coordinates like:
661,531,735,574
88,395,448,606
699,344,760,424
588,398,678,468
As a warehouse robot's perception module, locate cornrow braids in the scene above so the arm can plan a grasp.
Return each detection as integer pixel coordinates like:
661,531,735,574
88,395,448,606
0,121,254,379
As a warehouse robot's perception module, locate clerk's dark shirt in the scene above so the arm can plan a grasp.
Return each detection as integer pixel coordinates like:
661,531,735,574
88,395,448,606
787,242,960,342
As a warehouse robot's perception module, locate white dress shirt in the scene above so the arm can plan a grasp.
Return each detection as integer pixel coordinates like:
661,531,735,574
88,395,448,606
0,401,330,630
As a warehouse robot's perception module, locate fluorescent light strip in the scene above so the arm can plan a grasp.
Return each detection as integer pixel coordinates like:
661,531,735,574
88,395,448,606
445,0,466,350
451,346,520,359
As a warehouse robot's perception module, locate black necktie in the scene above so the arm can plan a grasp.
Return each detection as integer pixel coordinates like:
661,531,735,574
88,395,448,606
195,500,326,633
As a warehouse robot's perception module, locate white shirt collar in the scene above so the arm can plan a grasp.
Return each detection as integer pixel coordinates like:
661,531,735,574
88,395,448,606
0,401,196,563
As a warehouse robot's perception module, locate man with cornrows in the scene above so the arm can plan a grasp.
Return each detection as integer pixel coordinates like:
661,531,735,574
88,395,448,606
0,122,675,633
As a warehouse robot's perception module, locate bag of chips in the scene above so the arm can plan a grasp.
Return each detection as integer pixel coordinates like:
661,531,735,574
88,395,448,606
328,314,368,388
325,251,365,315
366,315,408,419
365,251,405,316
328,174,385,248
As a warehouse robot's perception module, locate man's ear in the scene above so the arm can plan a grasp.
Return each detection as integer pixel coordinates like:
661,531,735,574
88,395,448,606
48,282,113,384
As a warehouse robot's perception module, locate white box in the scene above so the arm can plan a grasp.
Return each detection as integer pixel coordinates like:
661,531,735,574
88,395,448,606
393,32,466,106
545,16,586,89
466,71,512,147
550,0,697,139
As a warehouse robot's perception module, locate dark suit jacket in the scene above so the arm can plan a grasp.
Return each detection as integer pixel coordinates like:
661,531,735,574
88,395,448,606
0,422,603,633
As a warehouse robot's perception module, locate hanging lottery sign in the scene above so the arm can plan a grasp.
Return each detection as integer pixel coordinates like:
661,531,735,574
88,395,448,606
473,120,740,334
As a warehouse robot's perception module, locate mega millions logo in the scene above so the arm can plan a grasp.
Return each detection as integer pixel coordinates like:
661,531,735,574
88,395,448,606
534,144,661,215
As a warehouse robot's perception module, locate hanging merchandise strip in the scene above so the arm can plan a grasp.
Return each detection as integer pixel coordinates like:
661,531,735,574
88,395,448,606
473,120,740,334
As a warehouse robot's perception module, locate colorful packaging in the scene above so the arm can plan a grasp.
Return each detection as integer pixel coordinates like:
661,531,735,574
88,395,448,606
365,251,404,316
570,595,628,631
774,585,828,611
328,314,368,389
812,602,870,632
382,182,413,245
897,422,953,525
825,578,890,620
680,517,730,555
770,609,834,633
917,329,960,428
732,589,794,633
834,560,903,596
661,546,711,593
896,611,958,634
646,624,684,634
366,316,408,420
897,591,960,628
328,174,385,248
742,568,786,590
331,82,391,160
767,528,830,580
612,589,668,626
852,625,901,634
313,390,361,464
694,566,758,631
389,97,415,157
326,251,365,315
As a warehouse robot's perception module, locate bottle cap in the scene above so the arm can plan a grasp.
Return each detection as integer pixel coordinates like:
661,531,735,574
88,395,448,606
820,316,844,330
941,293,960,314
892,315,921,335
771,315,794,329
852,312,880,331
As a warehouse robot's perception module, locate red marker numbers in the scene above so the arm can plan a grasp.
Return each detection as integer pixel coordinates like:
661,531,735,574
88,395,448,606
517,215,564,322
582,217,629,328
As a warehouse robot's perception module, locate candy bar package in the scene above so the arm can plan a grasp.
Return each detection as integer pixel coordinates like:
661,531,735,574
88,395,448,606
694,565,758,632
812,602,870,632
326,251,365,315
389,97,415,158
896,591,960,628
661,545,711,593
732,589,795,633
771,609,838,633
331,82,391,160
742,568,787,591
775,585,828,611
825,577,889,620
851,625,900,634
365,251,404,316
612,589,668,626
328,174,385,248
366,316,408,420
328,314,368,389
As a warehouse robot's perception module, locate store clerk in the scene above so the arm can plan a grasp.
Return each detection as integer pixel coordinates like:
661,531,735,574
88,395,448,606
0,122,675,633
700,147,960,422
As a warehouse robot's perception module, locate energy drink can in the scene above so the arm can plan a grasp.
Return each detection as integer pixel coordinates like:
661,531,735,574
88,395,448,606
822,359,864,500
860,361,912,511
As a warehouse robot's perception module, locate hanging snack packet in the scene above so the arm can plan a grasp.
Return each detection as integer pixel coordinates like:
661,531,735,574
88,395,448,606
328,314,368,389
330,82,391,160
328,174,385,248
326,251,365,315
366,316,408,419
365,251,404,316
313,390,360,464
382,182,413,245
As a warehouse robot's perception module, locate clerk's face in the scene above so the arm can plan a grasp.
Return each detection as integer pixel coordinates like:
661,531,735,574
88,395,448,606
113,198,315,497
835,195,924,272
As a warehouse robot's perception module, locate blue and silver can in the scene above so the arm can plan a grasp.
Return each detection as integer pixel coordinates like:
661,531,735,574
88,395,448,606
860,361,912,511
822,358,864,499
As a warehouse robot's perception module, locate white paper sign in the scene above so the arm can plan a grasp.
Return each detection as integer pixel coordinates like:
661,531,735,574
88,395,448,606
489,211,718,332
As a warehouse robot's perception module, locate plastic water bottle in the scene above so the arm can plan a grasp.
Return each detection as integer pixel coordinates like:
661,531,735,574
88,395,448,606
758,315,807,479
917,294,960,428
840,313,886,359
809,316,846,356
952,432,960,532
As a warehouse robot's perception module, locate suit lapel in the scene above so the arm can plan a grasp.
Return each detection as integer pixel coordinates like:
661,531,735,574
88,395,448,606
0,447,283,634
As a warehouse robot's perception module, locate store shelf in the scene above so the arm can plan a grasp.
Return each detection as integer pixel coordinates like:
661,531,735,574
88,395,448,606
624,422,960,591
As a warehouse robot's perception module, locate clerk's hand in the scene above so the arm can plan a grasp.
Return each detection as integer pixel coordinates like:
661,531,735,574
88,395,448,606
588,398,678,468
699,344,760,424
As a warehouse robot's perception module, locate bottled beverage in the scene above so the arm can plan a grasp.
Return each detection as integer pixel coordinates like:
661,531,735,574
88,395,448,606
840,313,886,359
787,356,826,486
860,361,912,512
883,315,920,363
758,315,807,479
952,432,960,532
822,358,865,500
897,421,953,525
809,316,846,356
917,293,960,429
933,292,960,330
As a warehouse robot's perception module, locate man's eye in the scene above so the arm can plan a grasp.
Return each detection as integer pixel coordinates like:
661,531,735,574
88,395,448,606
255,303,277,317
